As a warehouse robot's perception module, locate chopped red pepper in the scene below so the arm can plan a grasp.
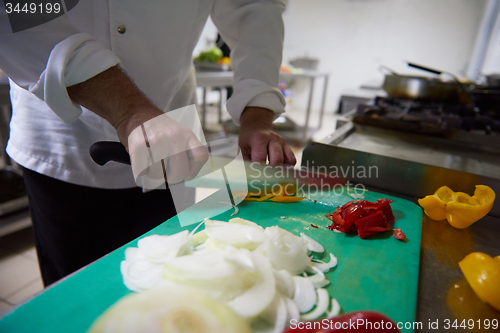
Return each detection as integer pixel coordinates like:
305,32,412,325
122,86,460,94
356,210,392,239
326,199,396,239
310,224,319,228
393,229,406,240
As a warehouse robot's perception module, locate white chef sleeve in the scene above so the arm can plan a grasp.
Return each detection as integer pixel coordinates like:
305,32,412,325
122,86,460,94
0,12,120,123
211,0,287,124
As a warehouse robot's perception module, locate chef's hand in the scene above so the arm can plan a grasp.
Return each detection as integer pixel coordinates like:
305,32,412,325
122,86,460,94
67,66,208,183
238,107,296,166
120,110,209,184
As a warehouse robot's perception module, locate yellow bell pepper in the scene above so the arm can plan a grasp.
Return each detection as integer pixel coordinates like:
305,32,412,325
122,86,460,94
269,196,305,203
458,252,500,311
418,185,495,229
244,193,274,202
244,183,304,203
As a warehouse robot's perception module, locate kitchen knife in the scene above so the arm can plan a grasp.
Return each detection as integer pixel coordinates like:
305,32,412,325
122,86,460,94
89,141,345,189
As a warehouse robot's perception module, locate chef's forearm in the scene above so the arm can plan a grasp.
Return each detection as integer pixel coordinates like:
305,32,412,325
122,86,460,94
67,66,163,146
240,107,274,129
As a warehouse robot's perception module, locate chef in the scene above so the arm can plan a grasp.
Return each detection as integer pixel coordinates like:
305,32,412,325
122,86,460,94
0,0,295,286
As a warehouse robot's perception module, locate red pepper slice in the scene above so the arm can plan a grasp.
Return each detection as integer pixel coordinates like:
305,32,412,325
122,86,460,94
355,210,392,239
393,229,406,240
326,199,396,239
282,311,400,332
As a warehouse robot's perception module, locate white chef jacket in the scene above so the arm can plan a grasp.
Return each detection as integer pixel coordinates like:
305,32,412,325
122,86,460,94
0,0,286,188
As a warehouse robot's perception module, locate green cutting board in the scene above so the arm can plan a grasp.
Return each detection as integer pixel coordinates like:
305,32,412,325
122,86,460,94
0,189,422,332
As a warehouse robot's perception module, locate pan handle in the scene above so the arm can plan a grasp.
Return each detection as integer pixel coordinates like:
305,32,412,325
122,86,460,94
408,62,478,108
90,141,131,166
407,62,442,75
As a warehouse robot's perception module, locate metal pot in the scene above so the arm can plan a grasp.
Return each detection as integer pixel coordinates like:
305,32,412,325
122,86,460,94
382,74,462,103
380,64,472,104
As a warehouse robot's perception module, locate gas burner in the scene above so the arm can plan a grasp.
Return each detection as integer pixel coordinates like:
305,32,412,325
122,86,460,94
356,96,500,136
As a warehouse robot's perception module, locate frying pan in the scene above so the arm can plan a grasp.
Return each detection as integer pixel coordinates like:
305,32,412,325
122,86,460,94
381,63,472,104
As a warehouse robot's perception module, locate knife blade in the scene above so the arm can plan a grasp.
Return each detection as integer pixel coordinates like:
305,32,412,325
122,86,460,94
89,141,345,191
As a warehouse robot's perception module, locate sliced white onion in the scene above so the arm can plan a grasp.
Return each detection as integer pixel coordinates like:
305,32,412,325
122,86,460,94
227,253,276,318
118,219,341,331
229,217,260,227
88,285,252,333
120,255,164,292
311,253,338,272
327,298,341,318
124,247,138,261
190,229,208,247
189,219,206,239
273,269,295,298
292,276,316,313
283,296,300,325
137,231,190,263
308,266,330,288
162,249,257,301
256,226,310,275
301,288,330,321
205,219,266,250
162,248,254,281
259,292,290,333
189,220,205,237
300,233,324,253
272,295,288,333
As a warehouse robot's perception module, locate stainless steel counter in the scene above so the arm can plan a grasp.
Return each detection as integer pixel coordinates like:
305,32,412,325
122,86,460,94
302,121,500,332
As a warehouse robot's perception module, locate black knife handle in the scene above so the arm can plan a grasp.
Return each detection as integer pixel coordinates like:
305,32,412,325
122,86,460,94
407,62,442,75
90,141,131,166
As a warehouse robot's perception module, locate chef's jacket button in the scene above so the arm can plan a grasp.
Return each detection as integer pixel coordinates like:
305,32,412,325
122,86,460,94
117,25,126,34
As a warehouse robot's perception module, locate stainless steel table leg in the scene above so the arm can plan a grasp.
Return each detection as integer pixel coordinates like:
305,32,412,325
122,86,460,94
202,87,207,129
303,77,315,139
318,75,329,128
218,89,223,124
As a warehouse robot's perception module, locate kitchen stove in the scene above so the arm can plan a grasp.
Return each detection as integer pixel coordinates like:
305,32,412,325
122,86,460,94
355,96,500,137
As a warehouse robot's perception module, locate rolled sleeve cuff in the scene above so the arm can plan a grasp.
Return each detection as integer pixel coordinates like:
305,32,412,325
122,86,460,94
226,79,286,125
29,33,121,123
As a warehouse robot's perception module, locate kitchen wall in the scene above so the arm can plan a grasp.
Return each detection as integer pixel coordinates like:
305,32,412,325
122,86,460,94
282,0,488,112
193,0,487,114
481,1,500,74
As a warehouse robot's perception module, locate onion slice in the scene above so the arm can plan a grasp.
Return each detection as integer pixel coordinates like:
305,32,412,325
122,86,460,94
311,253,338,272
227,253,276,318
256,227,310,274
300,233,324,253
205,219,266,250
292,276,316,313
307,266,330,288
327,298,341,318
301,288,330,321
137,231,190,263
88,285,252,333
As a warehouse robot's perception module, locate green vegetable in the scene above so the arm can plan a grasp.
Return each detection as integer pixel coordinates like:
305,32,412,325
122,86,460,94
194,46,223,63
